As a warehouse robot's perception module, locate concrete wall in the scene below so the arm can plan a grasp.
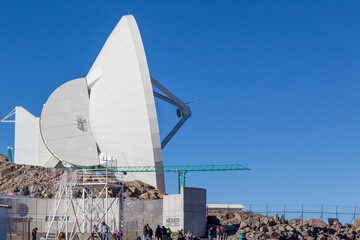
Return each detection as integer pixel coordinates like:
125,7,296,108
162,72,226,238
124,199,163,239
183,187,206,237
1,189,206,239
0,196,163,240
163,187,206,237
0,207,9,239
163,192,184,230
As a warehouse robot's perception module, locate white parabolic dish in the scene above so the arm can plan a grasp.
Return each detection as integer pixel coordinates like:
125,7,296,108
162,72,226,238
40,15,165,191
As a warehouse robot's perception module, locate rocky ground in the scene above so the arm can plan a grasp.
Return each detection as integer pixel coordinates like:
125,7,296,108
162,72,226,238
207,210,360,239
3,154,360,239
0,154,164,200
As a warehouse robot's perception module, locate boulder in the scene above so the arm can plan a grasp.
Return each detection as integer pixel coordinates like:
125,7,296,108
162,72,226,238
331,220,342,230
354,218,360,229
280,214,286,224
346,230,355,239
268,218,276,226
308,219,327,229
278,226,285,232
285,225,294,232
274,213,280,223
0,168,10,177
239,221,248,229
269,231,281,239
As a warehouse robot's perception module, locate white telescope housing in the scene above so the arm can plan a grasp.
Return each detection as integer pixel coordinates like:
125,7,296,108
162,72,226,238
2,15,192,192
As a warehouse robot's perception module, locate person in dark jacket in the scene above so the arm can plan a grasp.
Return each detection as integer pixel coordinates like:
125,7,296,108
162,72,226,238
162,226,167,240
148,226,154,240
32,227,38,240
143,224,149,239
155,225,162,240
208,227,213,240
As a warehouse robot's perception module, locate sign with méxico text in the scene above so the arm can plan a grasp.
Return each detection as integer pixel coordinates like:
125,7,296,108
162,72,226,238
45,216,69,222
165,217,180,227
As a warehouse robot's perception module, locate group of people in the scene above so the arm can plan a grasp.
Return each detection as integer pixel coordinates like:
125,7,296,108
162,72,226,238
93,222,121,240
143,224,172,240
32,223,196,240
143,224,195,240
208,226,227,240
31,227,66,240
177,229,193,240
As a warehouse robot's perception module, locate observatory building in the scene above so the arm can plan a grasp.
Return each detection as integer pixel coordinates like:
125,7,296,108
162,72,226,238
3,15,192,192
0,15,251,239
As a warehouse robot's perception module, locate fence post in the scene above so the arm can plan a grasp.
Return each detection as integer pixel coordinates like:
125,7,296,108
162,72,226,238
336,206,338,219
301,205,303,224
351,207,357,224
283,205,286,219
266,204,268,217
320,206,323,221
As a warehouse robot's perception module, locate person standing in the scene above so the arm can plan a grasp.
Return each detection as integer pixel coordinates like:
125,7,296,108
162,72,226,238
148,226,154,240
185,230,193,240
101,222,109,240
32,227,38,240
216,226,220,240
166,227,172,240
239,233,246,240
143,224,149,240
162,226,167,240
208,227,213,240
57,232,66,240
221,226,227,240
155,225,162,240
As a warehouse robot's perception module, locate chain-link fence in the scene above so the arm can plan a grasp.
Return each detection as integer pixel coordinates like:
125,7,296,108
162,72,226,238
243,204,359,224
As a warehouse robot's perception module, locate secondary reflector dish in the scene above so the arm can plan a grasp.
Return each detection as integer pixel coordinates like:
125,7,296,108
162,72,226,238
40,78,99,166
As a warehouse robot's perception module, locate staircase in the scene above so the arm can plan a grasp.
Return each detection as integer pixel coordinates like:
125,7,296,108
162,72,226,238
45,170,77,239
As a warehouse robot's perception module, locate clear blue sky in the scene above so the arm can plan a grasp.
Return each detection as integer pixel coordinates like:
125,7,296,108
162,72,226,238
0,1,359,213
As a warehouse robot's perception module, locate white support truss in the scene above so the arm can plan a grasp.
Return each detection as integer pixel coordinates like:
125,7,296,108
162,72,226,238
0,108,16,123
45,168,124,240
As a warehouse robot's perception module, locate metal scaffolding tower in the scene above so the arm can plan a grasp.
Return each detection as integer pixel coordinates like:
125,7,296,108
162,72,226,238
45,168,124,240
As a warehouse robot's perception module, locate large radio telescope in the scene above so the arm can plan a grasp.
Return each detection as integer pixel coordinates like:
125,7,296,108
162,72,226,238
38,15,191,191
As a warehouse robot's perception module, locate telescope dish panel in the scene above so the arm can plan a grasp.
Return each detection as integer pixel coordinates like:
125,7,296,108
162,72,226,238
87,15,165,191
40,78,99,166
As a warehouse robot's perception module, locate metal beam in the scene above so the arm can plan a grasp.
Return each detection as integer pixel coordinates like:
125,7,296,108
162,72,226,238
151,77,191,149
0,108,15,123
61,164,251,172
153,91,180,108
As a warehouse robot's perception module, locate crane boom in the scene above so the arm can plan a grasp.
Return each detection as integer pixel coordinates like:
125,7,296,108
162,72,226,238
105,163,250,172
69,163,250,193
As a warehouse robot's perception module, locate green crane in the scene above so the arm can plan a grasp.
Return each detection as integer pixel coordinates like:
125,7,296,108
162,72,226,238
74,164,250,193
6,145,13,163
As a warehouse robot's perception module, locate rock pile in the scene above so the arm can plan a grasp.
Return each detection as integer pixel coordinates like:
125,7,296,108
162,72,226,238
207,210,360,240
0,154,164,200
0,154,64,198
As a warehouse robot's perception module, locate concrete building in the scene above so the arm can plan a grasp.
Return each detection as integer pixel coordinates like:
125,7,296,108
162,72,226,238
0,187,206,240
